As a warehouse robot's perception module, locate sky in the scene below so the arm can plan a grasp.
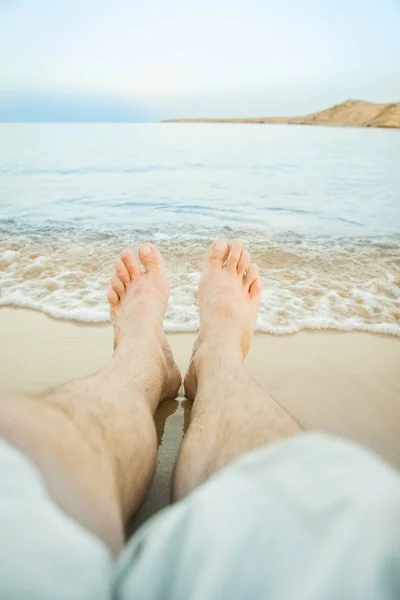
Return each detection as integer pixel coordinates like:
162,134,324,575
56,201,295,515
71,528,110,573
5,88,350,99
1,0,399,121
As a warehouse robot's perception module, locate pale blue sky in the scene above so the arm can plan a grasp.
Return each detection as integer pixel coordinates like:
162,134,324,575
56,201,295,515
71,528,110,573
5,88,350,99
1,0,399,120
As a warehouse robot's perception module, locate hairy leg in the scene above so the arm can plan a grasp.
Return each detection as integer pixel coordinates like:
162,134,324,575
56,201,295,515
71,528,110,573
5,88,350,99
173,240,301,500
0,244,181,554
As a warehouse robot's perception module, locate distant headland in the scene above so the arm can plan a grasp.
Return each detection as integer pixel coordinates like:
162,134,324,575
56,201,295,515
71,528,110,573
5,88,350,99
166,100,400,129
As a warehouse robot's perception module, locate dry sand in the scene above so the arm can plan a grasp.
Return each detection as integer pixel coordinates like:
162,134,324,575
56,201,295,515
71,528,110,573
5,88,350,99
0,307,399,531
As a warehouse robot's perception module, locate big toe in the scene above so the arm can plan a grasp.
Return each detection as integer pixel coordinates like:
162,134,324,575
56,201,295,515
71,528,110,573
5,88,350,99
207,239,229,270
138,243,162,273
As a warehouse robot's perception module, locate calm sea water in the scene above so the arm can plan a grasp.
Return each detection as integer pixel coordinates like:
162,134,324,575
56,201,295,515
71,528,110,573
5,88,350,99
1,123,399,334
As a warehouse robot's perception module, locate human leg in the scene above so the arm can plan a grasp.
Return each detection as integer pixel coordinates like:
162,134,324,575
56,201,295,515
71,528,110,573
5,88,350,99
173,240,300,500
0,244,181,554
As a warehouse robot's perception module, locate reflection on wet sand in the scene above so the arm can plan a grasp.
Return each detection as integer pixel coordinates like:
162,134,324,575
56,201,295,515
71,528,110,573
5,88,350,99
127,398,192,535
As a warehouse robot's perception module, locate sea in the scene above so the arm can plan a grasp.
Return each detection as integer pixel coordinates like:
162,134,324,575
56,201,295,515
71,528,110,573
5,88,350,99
1,122,399,335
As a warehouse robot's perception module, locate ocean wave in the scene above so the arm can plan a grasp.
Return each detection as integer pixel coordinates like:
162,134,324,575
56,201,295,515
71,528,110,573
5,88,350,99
0,165,175,176
1,297,399,336
0,160,236,177
1,228,399,335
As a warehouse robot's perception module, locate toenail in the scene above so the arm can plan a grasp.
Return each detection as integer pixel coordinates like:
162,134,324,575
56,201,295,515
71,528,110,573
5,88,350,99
215,240,228,251
140,243,153,256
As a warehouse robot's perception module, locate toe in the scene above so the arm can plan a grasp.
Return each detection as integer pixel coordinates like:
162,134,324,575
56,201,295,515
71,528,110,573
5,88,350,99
121,249,141,282
107,287,119,306
237,249,250,278
111,275,125,297
138,243,162,273
244,264,259,292
207,239,229,270
226,240,243,273
249,278,262,300
115,258,130,285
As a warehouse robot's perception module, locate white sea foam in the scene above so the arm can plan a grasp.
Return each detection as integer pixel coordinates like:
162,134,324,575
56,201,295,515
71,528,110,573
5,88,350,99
1,230,399,335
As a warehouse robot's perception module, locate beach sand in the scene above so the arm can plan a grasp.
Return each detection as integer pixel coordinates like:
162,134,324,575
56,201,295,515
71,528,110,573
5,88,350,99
0,307,399,532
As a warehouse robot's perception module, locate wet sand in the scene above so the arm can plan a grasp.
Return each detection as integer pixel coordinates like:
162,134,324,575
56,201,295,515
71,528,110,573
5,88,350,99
0,307,399,532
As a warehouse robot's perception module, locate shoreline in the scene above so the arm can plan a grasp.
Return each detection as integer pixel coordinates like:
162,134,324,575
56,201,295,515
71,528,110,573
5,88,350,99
1,305,399,338
1,307,399,526
165,120,400,130
165,99,400,129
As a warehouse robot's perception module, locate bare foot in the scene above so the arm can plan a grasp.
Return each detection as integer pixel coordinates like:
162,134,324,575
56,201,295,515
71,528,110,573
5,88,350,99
184,239,262,400
107,243,181,405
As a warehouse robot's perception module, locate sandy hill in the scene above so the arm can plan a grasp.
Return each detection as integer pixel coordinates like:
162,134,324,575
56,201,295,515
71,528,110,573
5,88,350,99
364,102,400,128
299,99,400,128
170,100,400,128
300,99,385,125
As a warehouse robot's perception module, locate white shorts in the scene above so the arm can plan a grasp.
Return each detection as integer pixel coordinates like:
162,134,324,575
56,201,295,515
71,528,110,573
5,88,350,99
1,433,399,600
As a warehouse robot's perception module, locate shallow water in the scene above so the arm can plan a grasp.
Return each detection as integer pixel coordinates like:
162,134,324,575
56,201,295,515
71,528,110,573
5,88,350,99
1,123,399,334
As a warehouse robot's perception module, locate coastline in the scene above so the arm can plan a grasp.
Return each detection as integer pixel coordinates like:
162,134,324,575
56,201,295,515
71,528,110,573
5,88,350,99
166,119,400,129
166,99,400,129
1,307,399,526
2,303,399,337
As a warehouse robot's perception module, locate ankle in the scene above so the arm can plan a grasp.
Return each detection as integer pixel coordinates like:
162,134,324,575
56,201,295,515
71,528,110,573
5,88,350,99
193,335,243,373
115,326,163,354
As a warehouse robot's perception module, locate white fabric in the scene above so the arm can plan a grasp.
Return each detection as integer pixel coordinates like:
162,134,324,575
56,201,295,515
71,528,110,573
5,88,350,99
0,439,112,600
1,434,400,600
115,433,400,600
